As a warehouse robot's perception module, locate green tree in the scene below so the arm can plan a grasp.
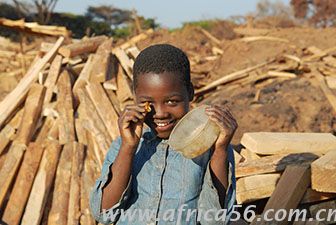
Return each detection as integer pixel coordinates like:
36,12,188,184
86,5,132,28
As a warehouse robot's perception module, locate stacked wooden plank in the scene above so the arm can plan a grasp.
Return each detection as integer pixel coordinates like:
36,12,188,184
0,30,152,225
235,132,336,224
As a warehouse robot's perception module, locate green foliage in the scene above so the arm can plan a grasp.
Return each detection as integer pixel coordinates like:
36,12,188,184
0,3,21,39
0,2,159,39
0,3,20,20
112,26,132,38
49,13,113,38
86,5,132,27
182,20,217,30
141,17,160,30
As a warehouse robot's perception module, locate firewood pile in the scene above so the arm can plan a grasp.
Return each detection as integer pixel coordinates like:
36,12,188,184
0,25,335,225
0,30,152,225
0,36,39,97
235,132,336,224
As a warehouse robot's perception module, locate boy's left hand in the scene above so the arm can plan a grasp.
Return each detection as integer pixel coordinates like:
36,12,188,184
205,105,238,151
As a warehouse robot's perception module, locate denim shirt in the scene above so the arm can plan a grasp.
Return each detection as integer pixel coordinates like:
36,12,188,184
90,130,236,225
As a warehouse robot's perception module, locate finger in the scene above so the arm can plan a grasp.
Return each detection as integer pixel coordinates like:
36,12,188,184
122,112,145,128
207,110,237,130
124,105,146,114
206,106,236,123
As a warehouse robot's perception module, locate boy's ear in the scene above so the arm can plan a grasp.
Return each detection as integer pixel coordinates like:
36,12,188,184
188,82,195,101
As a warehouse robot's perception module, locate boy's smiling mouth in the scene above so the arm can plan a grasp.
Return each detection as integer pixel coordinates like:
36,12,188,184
153,119,176,133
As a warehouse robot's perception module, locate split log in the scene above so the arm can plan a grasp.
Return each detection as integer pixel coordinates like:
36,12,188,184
35,117,55,143
283,54,302,63
42,102,59,118
73,54,94,102
15,83,46,145
197,27,221,45
233,28,270,36
241,132,336,155
240,36,289,43
311,150,336,193
89,38,113,83
260,165,311,225
314,71,336,113
58,36,107,58
301,188,336,204
0,143,26,208
77,89,111,156
103,79,118,91
2,143,44,225
0,84,45,207
102,54,119,91
236,153,318,178
105,89,121,116
47,142,73,225
86,131,103,168
195,60,274,95
117,29,153,50
212,46,223,55
80,157,98,225
306,46,326,61
75,118,88,145
47,118,59,141
116,64,134,110
234,150,244,164
0,36,64,129
326,77,336,89
68,62,85,76
0,125,15,155
239,148,260,161
267,71,297,78
86,83,120,140
305,45,336,62
323,56,336,68
21,141,62,225
236,173,281,204
57,70,75,144
43,54,63,106
113,47,134,79
0,18,70,37
67,142,85,225
126,46,140,59
0,108,24,154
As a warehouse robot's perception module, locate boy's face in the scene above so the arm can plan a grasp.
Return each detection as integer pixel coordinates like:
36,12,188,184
135,72,192,139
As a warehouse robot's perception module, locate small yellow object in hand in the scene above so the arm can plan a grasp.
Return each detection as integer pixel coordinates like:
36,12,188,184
144,102,151,112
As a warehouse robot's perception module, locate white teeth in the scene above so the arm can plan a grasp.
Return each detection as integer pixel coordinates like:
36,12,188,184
156,122,170,127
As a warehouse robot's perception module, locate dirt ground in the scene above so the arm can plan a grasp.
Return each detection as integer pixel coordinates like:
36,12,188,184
1,22,336,144
137,23,336,144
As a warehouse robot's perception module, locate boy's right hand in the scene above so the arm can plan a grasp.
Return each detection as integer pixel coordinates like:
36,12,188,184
118,103,147,150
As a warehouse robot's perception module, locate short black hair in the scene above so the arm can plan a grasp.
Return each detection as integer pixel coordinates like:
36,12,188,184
133,44,193,95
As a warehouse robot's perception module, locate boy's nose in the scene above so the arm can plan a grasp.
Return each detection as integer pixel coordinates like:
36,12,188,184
152,104,169,118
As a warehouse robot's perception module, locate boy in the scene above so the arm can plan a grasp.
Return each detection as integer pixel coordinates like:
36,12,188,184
90,44,237,224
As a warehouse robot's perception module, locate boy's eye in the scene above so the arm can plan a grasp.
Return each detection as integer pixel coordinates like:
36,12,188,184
167,100,178,105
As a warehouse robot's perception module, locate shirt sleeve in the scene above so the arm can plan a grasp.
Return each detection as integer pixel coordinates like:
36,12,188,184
89,137,132,224
198,144,237,225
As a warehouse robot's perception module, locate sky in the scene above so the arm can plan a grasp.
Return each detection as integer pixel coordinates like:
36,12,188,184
55,0,291,28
